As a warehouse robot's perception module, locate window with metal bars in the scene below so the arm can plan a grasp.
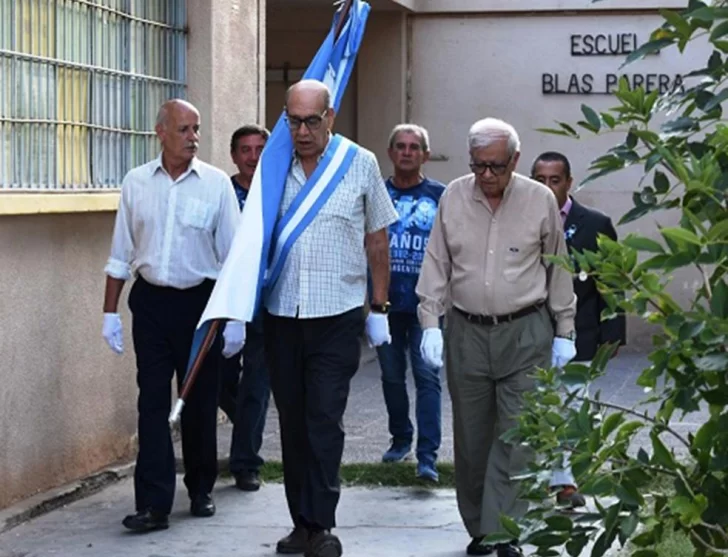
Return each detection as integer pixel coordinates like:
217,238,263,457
0,0,187,190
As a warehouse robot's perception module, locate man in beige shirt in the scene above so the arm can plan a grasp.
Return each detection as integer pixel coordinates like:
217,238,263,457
416,117,577,557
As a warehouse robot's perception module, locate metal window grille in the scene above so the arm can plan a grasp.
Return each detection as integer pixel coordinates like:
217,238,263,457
0,0,187,190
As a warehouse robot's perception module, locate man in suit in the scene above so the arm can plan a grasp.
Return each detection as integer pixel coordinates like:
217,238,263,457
531,151,626,507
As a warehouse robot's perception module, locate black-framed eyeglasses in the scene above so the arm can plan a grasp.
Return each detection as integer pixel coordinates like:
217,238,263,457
469,157,511,177
284,110,328,132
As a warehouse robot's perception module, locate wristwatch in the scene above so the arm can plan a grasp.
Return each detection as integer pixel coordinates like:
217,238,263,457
370,302,391,314
557,331,577,341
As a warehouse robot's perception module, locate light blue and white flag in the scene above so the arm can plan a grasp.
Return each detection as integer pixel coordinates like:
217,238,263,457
185,0,371,376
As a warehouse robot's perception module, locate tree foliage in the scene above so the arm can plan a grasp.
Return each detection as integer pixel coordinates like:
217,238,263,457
509,1,728,555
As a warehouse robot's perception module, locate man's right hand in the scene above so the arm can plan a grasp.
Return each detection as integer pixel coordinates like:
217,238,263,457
420,327,444,368
102,313,124,354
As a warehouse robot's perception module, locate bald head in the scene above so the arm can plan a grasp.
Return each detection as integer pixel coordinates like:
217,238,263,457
155,99,200,166
156,99,199,129
285,80,332,113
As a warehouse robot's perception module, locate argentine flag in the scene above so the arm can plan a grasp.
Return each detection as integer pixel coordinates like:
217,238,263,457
185,1,371,378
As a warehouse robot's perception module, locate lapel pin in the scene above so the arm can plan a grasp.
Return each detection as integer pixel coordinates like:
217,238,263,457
578,270,588,282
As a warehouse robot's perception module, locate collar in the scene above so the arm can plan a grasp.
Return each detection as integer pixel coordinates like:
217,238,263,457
561,196,573,218
151,153,200,178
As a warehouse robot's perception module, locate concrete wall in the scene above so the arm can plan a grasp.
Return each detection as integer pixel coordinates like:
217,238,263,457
0,213,135,508
188,0,266,174
0,0,265,510
406,11,708,348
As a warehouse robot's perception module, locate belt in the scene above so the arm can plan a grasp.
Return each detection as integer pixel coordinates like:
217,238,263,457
454,304,542,326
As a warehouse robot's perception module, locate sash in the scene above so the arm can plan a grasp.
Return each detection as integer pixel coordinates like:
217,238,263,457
266,133,359,288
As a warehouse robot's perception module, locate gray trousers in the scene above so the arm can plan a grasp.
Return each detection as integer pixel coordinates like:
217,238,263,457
446,305,552,537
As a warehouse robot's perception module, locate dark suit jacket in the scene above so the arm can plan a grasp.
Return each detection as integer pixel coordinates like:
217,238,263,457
564,198,626,361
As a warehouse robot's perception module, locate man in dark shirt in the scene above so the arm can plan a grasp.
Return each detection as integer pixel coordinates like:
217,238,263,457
219,124,271,492
376,124,446,482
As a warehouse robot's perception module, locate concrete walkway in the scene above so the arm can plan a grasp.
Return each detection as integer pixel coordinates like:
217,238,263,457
0,348,704,557
0,478,468,557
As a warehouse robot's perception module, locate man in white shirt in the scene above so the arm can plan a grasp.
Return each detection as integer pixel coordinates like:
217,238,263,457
102,99,245,532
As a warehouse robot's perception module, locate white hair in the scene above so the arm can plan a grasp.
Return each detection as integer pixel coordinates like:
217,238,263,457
467,117,521,156
388,124,431,152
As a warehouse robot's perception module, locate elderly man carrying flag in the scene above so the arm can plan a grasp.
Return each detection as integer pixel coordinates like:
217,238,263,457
266,78,397,557
182,3,396,556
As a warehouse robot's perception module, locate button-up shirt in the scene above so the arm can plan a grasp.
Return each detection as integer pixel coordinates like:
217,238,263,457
104,155,240,289
265,146,399,319
561,196,573,226
416,172,576,336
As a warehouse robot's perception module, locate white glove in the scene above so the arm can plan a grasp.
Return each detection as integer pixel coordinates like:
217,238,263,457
222,320,246,358
420,327,444,368
365,312,391,347
552,337,577,368
102,312,124,354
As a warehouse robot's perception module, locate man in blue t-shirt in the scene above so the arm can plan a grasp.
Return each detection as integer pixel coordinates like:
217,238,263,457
219,124,270,492
377,124,445,482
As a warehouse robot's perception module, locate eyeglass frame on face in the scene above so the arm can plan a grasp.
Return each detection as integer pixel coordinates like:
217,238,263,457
469,155,512,177
284,109,329,132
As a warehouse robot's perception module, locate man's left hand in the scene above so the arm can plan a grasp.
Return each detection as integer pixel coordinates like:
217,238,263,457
222,320,246,358
552,337,576,368
365,312,391,347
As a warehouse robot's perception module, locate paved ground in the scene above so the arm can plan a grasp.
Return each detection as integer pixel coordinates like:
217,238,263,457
0,346,706,557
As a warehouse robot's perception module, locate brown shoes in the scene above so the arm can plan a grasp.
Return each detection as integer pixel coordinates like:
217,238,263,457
276,526,309,554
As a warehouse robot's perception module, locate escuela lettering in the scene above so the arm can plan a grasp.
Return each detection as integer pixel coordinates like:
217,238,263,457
542,32,685,95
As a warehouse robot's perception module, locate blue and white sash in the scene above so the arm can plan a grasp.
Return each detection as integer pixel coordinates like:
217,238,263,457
266,133,359,288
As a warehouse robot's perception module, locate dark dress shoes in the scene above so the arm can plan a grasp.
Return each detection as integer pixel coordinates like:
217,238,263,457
467,537,494,555
122,509,169,532
276,526,308,554
305,530,343,557
190,493,216,517
234,470,261,492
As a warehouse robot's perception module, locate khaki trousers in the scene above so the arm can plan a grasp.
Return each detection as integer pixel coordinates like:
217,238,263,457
446,305,552,537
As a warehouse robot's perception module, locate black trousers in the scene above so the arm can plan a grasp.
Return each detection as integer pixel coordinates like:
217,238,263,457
264,307,364,530
129,277,220,515
218,317,270,474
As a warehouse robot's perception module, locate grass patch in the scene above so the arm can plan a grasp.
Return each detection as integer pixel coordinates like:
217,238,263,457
257,461,455,488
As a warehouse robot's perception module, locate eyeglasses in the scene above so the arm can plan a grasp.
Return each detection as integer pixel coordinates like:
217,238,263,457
469,158,511,177
285,110,328,132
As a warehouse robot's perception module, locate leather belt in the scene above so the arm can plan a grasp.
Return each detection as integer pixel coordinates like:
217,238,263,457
454,304,542,326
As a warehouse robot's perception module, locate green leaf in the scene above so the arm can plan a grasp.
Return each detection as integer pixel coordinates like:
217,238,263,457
622,234,665,253
650,432,676,469
545,515,574,531
660,227,702,246
500,514,521,538
601,412,625,438
631,551,658,557
542,393,562,406
622,38,674,67
704,87,728,112
653,170,670,193
693,419,717,451
710,19,728,41
669,494,707,526
660,8,692,38
615,481,643,507
565,535,589,557
695,353,728,371
619,512,640,540
707,218,728,241
710,279,728,318
581,104,601,132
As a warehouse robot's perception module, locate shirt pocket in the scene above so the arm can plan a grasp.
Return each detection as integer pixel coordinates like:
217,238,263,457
502,243,534,283
320,186,360,223
180,198,214,230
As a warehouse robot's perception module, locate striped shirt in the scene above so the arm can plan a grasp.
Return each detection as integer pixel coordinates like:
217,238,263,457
104,155,240,289
265,144,399,319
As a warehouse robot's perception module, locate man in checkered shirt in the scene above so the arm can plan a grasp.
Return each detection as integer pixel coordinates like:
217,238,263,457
264,80,398,557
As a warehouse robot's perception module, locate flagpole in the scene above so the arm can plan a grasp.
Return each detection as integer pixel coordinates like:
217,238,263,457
333,0,354,40
169,0,357,427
